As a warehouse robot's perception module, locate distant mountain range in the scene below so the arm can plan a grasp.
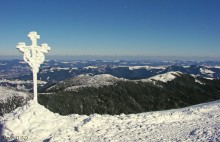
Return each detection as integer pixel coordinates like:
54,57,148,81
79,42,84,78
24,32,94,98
1,59,220,91
38,64,220,82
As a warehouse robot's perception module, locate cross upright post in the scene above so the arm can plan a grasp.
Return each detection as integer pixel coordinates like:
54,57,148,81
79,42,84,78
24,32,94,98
16,31,51,103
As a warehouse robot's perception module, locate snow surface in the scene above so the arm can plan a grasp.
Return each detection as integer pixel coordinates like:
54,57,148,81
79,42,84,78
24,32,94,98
142,71,182,83
195,79,205,85
84,66,98,69
190,75,206,85
1,100,220,142
45,67,77,72
128,66,166,70
200,68,215,77
183,66,190,68
0,86,30,102
214,66,220,69
204,77,214,80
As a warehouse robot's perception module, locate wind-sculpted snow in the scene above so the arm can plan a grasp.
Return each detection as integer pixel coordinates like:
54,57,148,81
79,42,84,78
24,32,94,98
1,100,220,141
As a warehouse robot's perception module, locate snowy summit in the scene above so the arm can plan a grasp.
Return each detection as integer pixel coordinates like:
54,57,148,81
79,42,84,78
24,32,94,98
47,74,125,91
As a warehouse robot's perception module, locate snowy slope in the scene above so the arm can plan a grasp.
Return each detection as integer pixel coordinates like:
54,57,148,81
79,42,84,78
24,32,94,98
142,71,182,83
0,86,30,102
200,68,215,77
1,100,220,142
0,86,31,116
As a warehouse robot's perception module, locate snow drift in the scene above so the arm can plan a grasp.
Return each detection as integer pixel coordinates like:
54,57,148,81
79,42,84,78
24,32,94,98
1,99,220,142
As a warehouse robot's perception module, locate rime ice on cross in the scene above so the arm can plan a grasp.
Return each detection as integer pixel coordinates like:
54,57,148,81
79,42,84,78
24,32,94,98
17,31,50,103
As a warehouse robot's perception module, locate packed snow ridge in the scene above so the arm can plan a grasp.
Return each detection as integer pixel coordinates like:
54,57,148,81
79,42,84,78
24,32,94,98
1,99,220,141
142,71,182,83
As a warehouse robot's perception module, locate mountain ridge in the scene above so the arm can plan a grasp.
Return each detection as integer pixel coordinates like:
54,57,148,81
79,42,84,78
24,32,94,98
39,72,220,115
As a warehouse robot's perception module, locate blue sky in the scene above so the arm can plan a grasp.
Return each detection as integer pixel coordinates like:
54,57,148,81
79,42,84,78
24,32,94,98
0,0,219,57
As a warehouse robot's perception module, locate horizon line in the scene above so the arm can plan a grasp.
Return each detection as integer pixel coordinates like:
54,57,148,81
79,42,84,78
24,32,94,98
0,55,220,61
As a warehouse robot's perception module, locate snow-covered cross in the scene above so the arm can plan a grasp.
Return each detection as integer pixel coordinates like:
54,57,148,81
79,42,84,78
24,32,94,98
16,31,51,103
